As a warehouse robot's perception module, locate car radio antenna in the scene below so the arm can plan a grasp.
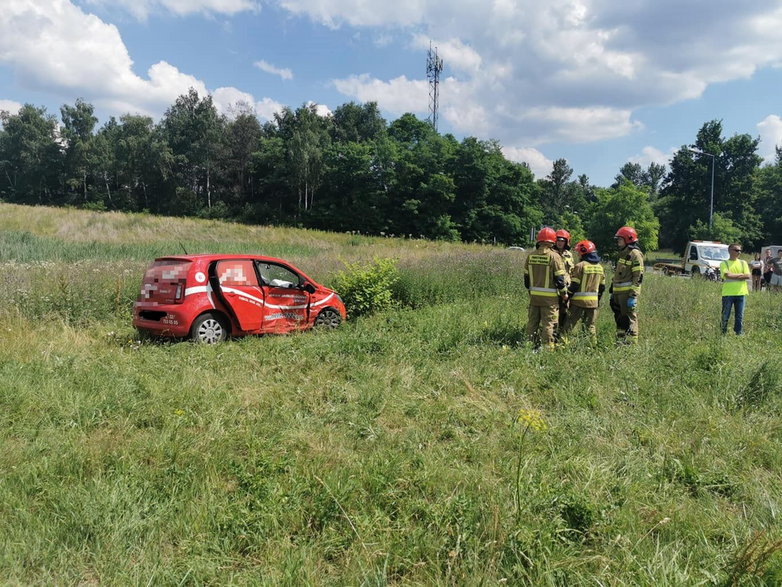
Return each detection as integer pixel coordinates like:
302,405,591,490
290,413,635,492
179,242,189,254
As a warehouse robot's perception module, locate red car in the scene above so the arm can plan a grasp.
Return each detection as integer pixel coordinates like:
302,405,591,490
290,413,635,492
132,254,346,343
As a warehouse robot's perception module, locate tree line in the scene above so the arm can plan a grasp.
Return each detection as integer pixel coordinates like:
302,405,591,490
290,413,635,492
1,88,781,253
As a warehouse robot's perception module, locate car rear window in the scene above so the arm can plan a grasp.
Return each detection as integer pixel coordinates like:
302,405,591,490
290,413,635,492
143,259,192,283
140,259,192,302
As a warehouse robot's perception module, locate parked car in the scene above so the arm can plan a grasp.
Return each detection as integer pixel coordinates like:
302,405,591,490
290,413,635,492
133,254,346,343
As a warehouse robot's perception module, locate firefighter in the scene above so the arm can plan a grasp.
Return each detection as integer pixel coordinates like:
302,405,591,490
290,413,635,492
554,229,574,339
610,225,644,343
524,227,568,349
563,240,605,345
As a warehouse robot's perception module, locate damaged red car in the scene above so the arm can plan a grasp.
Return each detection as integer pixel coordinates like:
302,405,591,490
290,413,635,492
132,254,346,343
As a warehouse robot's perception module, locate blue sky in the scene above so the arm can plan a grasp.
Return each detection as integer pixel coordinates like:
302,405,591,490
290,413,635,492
2,0,782,187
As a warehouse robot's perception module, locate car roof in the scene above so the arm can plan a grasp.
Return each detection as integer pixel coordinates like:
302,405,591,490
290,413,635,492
153,253,293,265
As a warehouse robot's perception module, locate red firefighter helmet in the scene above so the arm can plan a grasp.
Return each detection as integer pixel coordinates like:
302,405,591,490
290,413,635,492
574,240,597,255
555,229,571,245
614,226,638,244
536,227,557,244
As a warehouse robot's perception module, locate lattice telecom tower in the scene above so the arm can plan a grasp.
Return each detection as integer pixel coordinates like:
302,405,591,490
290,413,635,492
426,43,444,131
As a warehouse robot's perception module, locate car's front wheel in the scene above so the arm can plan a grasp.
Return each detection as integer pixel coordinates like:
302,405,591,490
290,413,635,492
314,308,342,329
191,312,229,344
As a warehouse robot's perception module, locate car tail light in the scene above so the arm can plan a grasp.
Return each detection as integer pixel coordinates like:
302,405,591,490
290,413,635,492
174,279,186,303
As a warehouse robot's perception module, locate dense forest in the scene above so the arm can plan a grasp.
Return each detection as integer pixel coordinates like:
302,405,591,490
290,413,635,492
2,89,782,252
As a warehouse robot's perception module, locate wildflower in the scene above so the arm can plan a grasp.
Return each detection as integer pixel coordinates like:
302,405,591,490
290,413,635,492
516,408,548,432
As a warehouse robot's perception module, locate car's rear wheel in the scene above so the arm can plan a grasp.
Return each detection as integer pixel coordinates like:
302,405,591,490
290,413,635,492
314,308,342,329
191,312,229,344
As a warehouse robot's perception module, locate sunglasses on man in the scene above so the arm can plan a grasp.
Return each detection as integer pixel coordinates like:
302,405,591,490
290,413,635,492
730,248,742,253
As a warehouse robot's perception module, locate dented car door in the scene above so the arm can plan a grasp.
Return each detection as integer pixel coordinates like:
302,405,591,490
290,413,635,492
256,261,310,333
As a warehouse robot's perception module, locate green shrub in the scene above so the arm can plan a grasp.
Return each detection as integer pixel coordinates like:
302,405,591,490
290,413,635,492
333,257,399,317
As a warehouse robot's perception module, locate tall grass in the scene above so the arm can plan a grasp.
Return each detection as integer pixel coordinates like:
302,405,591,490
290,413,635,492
1,204,781,583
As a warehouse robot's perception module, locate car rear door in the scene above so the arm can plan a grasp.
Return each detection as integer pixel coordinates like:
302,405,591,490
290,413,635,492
214,259,264,332
256,260,310,333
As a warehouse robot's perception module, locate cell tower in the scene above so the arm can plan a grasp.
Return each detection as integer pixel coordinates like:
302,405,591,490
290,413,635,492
426,43,444,131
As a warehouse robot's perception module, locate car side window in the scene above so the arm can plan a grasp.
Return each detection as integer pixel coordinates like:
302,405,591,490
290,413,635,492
257,262,300,288
689,247,698,260
217,260,259,287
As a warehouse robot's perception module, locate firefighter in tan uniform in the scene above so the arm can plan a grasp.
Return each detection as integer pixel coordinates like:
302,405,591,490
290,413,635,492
609,226,644,343
563,240,605,345
524,227,568,349
554,229,574,339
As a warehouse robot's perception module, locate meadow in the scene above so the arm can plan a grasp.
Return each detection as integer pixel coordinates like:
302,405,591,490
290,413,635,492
1,202,781,585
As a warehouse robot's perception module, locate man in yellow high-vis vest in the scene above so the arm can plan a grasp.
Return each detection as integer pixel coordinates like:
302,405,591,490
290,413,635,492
719,243,750,335
524,227,568,349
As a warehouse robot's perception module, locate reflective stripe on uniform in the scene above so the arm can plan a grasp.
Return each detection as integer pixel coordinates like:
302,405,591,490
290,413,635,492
530,286,558,297
572,291,598,298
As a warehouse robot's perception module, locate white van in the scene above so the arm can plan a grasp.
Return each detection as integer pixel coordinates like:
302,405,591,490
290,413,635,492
683,241,729,275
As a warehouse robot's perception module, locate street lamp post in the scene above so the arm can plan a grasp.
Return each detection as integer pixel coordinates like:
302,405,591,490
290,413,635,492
688,147,715,229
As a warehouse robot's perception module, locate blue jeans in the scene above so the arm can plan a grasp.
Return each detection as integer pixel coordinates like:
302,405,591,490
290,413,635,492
721,295,746,334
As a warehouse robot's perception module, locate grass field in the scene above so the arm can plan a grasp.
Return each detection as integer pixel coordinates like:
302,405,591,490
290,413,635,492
1,203,781,584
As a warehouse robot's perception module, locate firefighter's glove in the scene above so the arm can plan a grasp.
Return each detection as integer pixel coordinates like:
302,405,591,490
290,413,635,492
626,297,637,309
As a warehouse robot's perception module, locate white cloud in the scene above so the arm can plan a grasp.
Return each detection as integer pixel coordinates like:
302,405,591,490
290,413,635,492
412,35,482,73
278,0,427,27
502,146,553,179
287,1,782,147
332,74,428,113
628,146,675,169
255,97,286,121
0,0,280,123
213,88,287,121
212,86,256,118
254,60,294,81
306,101,332,117
86,0,258,20
518,106,643,143
758,114,782,163
0,100,23,115
373,33,393,47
